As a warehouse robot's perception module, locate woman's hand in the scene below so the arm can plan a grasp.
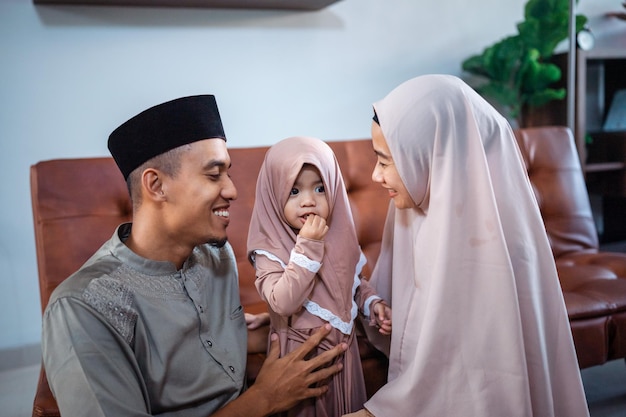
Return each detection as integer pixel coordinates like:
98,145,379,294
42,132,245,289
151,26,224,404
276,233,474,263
371,301,392,335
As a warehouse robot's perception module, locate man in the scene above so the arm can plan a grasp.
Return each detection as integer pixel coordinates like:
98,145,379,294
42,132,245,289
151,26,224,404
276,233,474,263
41,95,347,417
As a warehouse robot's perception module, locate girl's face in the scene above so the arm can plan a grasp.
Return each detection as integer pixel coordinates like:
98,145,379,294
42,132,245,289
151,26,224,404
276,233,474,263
284,164,329,230
371,121,417,209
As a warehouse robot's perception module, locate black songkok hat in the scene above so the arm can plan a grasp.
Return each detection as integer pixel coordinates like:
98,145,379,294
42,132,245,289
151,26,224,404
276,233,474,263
108,95,226,180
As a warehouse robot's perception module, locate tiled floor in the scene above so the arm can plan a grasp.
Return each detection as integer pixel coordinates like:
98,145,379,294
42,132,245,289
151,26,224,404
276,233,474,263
1,359,625,417
0,363,39,417
581,360,626,416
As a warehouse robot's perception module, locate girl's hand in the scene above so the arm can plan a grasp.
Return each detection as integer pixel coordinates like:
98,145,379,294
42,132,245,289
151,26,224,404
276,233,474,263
299,214,329,241
371,301,392,335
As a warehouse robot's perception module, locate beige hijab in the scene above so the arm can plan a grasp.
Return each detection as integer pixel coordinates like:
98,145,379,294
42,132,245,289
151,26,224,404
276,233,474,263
247,136,362,325
364,75,589,417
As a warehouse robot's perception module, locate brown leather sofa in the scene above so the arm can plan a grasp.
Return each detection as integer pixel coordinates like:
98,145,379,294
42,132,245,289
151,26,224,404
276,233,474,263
516,127,626,369
30,126,626,417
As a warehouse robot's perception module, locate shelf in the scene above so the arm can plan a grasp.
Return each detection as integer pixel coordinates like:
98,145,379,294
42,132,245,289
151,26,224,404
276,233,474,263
32,0,342,10
586,162,626,173
584,48,626,60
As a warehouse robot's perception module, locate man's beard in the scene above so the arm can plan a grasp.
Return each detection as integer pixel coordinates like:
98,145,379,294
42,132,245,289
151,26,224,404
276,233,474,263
208,237,228,248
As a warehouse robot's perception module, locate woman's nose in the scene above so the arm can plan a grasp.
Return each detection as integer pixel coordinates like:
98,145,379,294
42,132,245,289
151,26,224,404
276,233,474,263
372,166,383,183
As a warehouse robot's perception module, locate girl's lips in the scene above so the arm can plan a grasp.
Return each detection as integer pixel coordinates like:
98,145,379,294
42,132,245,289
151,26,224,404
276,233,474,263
299,213,317,223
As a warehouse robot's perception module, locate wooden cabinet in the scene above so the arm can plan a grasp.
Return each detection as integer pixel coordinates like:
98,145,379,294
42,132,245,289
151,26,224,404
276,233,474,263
578,49,626,242
575,49,626,168
527,47,626,171
525,41,626,242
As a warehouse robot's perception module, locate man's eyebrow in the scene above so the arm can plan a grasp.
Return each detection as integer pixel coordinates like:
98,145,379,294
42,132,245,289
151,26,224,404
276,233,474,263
202,159,231,169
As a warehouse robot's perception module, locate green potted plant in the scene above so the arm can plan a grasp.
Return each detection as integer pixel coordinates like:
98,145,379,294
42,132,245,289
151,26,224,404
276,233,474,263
462,0,587,127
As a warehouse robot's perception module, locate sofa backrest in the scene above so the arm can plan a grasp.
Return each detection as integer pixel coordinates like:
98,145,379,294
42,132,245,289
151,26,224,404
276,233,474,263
30,157,132,312
513,126,598,258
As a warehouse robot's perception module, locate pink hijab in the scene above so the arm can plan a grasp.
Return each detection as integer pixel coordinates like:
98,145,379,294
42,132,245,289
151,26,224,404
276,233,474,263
247,136,362,325
364,75,589,417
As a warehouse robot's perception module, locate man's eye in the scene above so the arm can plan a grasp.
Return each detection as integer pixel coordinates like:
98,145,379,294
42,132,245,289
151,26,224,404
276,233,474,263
290,188,299,196
315,185,325,193
378,161,388,168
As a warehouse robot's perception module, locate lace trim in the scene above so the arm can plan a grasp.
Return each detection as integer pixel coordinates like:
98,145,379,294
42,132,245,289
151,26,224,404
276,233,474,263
363,295,381,318
303,299,354,335
290,250,321,273
253,249,321,273
303,251,369,335
253,250,287,268
255,249,373,335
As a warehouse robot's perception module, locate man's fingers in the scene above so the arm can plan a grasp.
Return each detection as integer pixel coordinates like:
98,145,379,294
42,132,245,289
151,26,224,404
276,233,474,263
304,341,347,372
266,333,281,361
301,384,330,399
305,359,344,387
289,324,332,360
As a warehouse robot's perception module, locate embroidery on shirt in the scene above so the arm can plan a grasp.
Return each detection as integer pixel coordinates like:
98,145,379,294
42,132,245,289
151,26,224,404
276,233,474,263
83,277,138,345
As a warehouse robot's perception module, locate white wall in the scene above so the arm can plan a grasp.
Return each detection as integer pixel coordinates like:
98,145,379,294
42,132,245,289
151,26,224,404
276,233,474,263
0,0,621,355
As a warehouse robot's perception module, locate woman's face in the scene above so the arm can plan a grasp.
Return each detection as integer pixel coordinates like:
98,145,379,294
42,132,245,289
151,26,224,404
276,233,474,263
371,121,417,209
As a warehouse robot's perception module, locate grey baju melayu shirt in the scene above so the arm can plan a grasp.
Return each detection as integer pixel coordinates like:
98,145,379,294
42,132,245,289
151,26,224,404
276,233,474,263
42,223,248,417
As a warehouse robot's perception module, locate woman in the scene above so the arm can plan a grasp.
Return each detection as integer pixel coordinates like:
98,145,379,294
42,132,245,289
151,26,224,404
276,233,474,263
350,74,589,417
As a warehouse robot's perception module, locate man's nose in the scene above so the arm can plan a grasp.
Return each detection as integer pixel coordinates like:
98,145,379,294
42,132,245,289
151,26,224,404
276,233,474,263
223,176,238,200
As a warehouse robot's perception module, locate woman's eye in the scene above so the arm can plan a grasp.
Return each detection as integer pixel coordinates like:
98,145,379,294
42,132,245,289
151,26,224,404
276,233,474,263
315,185,325,193
290,188,299,196
378,161,388,168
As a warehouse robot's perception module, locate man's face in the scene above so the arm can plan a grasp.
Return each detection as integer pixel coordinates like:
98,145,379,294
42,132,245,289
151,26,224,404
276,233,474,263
160,139,237,247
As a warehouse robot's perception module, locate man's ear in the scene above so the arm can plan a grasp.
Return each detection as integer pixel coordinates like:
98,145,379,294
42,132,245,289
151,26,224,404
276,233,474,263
142,168,166,201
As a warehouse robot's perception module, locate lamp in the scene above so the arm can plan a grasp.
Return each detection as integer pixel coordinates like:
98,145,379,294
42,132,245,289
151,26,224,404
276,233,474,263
567,0,576,137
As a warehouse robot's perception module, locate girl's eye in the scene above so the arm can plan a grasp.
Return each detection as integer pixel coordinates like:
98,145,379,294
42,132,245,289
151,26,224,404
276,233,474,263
290,188,299,196
315,185,325,193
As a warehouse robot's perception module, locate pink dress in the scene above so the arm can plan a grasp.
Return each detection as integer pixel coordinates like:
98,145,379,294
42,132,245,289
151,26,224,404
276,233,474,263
247,136,383,417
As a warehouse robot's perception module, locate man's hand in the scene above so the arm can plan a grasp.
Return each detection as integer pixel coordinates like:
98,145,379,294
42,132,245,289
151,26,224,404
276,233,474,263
298,215,329,241
249,324,346,414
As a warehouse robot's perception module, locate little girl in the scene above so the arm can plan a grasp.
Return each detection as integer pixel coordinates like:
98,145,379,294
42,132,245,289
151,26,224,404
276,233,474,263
247,136,392,417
